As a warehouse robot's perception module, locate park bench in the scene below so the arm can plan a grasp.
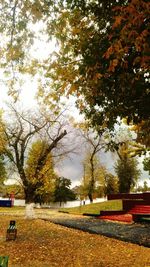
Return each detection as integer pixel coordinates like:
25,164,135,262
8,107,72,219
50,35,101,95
128,204,150,214
128,205,150,223
6,220,17,241
0,256,9,267
98,193,150,223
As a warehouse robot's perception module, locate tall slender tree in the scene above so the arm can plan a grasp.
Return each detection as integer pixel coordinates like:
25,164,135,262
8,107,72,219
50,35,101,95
77,122,105,202
81,153,107,202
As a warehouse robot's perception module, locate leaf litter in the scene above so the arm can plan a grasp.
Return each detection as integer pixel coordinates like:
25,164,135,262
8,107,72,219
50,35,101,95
0,216,149,267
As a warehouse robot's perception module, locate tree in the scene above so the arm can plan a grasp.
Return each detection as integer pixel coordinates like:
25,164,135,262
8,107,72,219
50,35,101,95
0,155,7,186
78,123,105,202
2,183,25,199
0,110,7,154
53,177,76,206
104,173,118,196
105,127,143,193
103,0,149,125
143,157,150,175
25,140,57,204
0,1,149,141
115,157,141,193
0,111,8,188
106,125,146,157
39,0,149,133
81,154,107,202
0,104,68,203
143,181,149,192
132,121,150,147
0,155,7,197
135,181,150,193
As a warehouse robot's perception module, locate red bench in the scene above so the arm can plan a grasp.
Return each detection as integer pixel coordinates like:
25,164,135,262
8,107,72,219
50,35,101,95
128,205,150,214
128,205,150,223
98,193,150,223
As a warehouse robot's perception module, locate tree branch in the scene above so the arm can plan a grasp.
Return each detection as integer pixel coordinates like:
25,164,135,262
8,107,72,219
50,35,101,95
34,130,67,176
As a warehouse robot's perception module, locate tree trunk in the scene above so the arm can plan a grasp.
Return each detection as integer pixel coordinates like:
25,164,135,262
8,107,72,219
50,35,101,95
88,193,93,203
24,186,36,219
24,185,35,204
89,153,95,203
25,203,35,219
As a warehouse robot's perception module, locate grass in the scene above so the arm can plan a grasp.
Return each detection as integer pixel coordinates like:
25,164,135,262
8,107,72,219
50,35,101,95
0,215,150,267
0,206,25,216
59,200,122,215
0,206,24,211
0,200,122,216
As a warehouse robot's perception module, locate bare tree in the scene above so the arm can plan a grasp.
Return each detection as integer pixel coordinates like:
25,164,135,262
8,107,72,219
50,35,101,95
0,104,70,203
77,123,105,202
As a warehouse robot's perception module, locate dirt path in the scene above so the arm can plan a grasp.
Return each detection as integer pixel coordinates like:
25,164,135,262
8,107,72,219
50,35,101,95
0,209,150,247
35,209,150,247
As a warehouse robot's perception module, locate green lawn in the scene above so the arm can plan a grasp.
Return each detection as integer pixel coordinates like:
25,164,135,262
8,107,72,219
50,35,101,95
59,200,122,215
0,200,122,216
0,206,24,211
0,206,25,215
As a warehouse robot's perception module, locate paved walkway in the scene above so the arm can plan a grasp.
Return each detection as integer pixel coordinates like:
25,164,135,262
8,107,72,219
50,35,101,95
36,210,150,248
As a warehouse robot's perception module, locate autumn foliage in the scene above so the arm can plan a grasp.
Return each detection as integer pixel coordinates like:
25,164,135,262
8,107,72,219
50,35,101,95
43,0,150,133
105,0,150,71
0,215,150,267
0,0,149,144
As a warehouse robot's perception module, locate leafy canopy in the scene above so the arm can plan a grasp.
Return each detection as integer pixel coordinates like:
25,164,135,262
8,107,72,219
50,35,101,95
53,177,76,205
42,0,149,132
0,0,149,140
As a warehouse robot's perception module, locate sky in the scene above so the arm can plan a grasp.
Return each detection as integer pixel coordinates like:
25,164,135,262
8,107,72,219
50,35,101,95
0,23,149,188
0,64,149,188
55,150,117,187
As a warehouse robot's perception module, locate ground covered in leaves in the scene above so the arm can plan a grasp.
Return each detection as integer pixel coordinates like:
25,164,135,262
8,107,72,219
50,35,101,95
0,216,150,267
